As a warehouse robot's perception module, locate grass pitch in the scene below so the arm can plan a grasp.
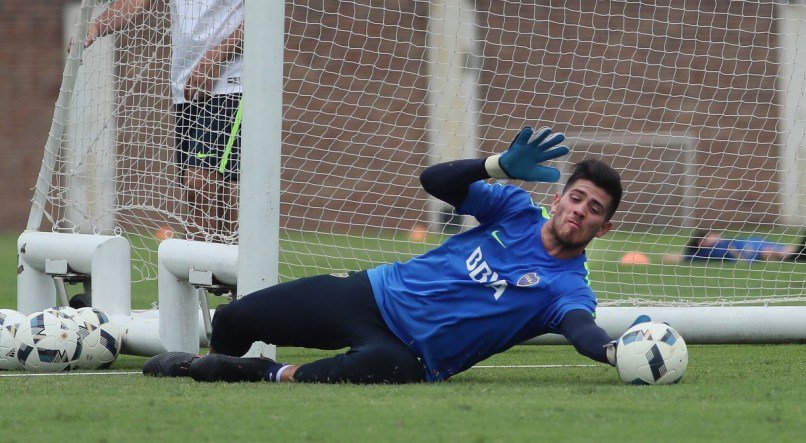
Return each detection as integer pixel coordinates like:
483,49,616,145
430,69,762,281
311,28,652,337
1,232,804,442
1,345,803,442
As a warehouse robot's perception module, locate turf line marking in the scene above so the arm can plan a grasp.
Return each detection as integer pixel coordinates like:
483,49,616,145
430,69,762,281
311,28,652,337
2,366,600,377
0,371,141,378
472,364,599,369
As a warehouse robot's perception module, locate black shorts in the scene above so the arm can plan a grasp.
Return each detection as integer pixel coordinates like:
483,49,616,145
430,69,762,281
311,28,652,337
174,93,241,181
209,271,426,384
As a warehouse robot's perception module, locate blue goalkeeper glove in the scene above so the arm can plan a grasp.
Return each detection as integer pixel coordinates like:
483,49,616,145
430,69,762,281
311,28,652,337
484,126,569,182
604,340,618,367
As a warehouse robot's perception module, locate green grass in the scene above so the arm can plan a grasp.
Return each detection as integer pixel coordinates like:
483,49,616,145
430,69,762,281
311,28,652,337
1,232,805,441
1,346,803,442
9,229,805,309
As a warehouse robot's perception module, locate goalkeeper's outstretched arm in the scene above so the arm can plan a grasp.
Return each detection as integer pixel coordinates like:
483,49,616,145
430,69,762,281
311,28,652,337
419,159,489,209
420,126,569,209
557,310,615,366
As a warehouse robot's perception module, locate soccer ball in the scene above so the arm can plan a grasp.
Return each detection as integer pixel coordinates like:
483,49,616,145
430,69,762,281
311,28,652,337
72,307,122,369
0,309,27,327
15,311,82,372
0,309,27,370
43,305,79,320
615,321,688,385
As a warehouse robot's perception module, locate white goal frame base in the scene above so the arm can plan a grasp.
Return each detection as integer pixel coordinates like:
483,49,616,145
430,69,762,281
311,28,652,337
157,239,238,354
15,233,259,357
17,232,131,317
17,233,806,357
527,306,806,345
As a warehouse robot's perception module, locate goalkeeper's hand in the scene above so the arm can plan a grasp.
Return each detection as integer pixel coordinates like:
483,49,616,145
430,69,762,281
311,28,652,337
484,126,569,182
604,340,617,367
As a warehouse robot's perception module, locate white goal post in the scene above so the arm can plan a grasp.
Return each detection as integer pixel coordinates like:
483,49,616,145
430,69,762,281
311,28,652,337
19,0,806,355
18,0,283,356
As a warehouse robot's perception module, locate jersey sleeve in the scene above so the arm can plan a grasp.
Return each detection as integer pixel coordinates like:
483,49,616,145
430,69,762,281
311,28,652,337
457,181,536,225
547,277,598,330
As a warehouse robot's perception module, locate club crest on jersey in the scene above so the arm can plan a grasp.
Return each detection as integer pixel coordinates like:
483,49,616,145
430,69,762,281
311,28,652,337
516,272,540,287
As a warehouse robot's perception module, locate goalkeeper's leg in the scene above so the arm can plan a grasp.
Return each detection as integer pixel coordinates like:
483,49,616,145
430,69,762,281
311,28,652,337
191,334,423,384
285,334,424,384
143,351,200,377
190,271,425,383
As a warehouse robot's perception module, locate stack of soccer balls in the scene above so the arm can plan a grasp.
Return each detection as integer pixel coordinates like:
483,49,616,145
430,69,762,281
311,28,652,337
0,306,122,372
615,321,689,385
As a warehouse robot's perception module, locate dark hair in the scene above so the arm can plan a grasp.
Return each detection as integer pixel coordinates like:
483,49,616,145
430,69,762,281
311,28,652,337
562,158,623,220
683,229,710,257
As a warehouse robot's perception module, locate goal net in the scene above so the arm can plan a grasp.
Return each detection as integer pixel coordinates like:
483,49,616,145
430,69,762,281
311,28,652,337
34,0,806,312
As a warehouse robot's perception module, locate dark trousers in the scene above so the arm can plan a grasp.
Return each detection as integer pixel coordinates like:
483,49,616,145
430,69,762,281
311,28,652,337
209,271,425,383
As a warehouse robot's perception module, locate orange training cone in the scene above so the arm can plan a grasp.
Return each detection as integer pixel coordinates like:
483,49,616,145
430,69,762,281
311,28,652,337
408,224,427,242
620,251,650,265
154,224,174,241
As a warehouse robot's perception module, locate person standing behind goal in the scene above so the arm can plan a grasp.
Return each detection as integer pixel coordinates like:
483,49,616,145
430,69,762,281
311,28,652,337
84,0,244,241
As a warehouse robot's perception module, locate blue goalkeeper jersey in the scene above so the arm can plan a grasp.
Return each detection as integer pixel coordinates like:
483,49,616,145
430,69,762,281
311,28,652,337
367,180,597,381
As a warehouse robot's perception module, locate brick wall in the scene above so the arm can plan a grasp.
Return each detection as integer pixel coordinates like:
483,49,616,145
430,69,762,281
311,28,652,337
475,0,780,229
0,1,69,232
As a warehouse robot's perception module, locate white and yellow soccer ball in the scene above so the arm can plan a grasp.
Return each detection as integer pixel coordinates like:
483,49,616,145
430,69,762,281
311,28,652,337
15,311,82,372
0,309,28,370
72,307,122,369
615,321,688,385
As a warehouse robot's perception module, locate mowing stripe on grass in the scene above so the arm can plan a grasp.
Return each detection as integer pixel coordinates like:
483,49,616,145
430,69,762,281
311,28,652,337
0,365,599,378
472,364,599,369
0,371,142,378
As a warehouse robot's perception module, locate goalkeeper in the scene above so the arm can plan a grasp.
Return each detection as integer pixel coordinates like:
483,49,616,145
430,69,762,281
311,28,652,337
145,126,625,383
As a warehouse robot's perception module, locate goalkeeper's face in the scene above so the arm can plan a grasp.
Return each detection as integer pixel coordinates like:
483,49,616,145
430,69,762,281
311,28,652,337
548,179,614,250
